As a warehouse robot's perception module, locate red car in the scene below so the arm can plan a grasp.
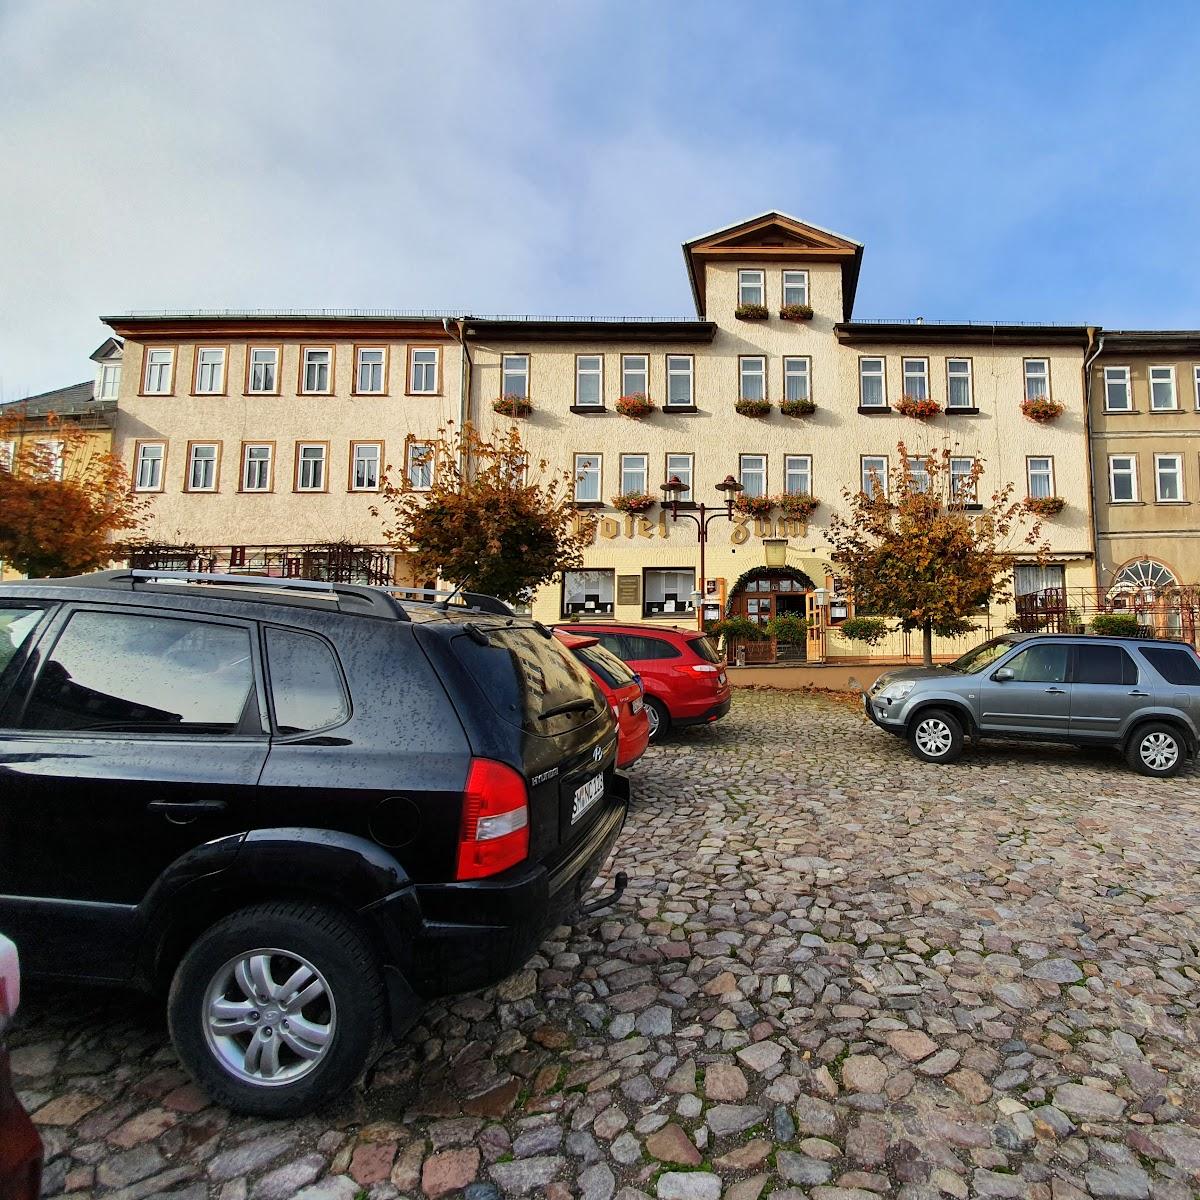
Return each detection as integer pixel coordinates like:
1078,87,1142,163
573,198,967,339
0,935,41,1200
553,629,650,767
557,623,731,743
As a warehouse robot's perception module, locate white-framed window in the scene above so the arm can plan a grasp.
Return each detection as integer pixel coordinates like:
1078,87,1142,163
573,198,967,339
43,440,64,481
908,455,931,493
643,568,696,616
861,455,888,498
783,357,810,402
97,362,121,400
356,347,386,394
620,453,648,495
1108,454,1138,503
501,354,529,398
351,442,381,491
194,347,226,394
248,347,278,394
134,442,164,491
1103,366,1131,412
409,347,439,394
187,443,218,492
950,456,976,502
947,359,973,409
1027,456,1054,499
902,358,929,401
1149,365,1177,411
0,440,13,472
859,357,886,408
241,444,272,492
739,356,766,401
296,443,327,491
302,348,332,394
573,453,601,503
666,453,693,502
1155,453,1183,501
739,453,766,497
562,569,615,616
575,355,603,407
405,441,433,491
143,348,174,395
782,270,809,306
1024,358,1050,401
738,269,765,307
666,355,693,407
1194,364,1200,410
784,454,811,495
621,354,648,396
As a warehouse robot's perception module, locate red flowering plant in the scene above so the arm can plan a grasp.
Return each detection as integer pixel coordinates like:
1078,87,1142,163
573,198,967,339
1020,396,1064,423
1023,495,1065,517
733,493,775,518
779,303,814,321
894,395,942,420
735,303,769,320
735,398,772,417
493,393,532,417
776,493,820,520
615,392,655,418
612,491,655,514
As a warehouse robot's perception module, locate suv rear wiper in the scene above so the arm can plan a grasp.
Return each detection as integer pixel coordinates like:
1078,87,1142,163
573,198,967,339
538,697,595,720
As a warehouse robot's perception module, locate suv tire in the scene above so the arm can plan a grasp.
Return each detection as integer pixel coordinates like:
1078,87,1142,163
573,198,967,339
644,696,671,743
1125,722,1186,778
167,901,386,1117
908,708,964,765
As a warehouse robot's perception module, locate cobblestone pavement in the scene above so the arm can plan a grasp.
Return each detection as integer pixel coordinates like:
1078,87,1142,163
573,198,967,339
14,689,1200,1200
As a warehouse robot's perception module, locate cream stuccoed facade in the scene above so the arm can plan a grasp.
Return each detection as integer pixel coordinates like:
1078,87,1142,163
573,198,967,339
103,213,1097,661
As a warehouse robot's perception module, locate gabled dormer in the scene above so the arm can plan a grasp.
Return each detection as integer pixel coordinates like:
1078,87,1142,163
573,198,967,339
90,336,124,402
682,211,863,323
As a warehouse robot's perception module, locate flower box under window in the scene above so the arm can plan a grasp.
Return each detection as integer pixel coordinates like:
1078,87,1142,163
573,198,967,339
734,303,769,321
779,303,814,321
616,392,655,418
894,395,942,420
780,398,816,417
735,398,772,418
612,492,655,513
1021,395,1064,423
734,494,775,517
776,493,820,519
1024,495,1065,517
493,394,532,417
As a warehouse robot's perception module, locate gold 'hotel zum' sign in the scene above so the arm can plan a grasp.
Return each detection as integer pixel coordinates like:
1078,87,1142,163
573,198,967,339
580,512,811,544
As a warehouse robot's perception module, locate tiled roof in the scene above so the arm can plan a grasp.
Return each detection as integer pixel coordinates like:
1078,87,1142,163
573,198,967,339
1,381,112,421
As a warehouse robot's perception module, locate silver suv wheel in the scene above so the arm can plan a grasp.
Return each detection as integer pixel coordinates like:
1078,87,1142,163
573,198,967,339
914,717,953,758
1139,730,1179,773
203,948,336,1086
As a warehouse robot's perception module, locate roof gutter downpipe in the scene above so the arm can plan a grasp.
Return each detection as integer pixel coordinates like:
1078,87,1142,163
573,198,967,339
444,316,472,480
1082,329,1105,593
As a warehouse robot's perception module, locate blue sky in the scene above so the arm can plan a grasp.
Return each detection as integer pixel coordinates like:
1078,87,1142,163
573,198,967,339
2,0,1199,396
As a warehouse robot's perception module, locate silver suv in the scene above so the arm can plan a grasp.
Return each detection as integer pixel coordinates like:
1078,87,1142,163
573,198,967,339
865,634,1200,777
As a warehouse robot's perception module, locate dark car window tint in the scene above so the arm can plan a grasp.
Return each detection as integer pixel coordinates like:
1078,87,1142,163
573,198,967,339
688,635,722,664
1003,644,1069,683
0,607,46,682
266,627,349,733
621,635,681,661
574,642,636,689
1139,646,1200,685
1073,644,1137,686
23,611,254,735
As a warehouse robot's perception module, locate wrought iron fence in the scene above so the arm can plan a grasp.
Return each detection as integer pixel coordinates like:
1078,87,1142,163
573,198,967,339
1012,586,1200,644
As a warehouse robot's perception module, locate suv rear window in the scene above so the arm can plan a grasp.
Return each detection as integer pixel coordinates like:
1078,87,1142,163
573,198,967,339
574,642,636,689
687,635,722,664
1073,644,1138,686
452,625,603,735
1139,645,1200,685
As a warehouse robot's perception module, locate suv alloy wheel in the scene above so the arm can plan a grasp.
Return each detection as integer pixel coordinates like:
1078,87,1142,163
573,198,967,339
1126,722,1185,778
168,902,386,1117
908,709,964,764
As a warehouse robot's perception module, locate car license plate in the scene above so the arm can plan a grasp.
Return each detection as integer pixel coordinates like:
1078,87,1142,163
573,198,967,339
571,773,604,824
631,697,643,714
718,671,727,685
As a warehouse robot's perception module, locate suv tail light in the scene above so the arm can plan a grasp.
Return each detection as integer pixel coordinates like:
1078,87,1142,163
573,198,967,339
455,759,530,881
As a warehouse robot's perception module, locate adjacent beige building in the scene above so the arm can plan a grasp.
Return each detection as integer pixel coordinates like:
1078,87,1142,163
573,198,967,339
104,212,1106,660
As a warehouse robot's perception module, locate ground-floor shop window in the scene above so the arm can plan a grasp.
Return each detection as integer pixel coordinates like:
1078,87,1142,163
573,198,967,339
643,568,696,617
562,569,615,616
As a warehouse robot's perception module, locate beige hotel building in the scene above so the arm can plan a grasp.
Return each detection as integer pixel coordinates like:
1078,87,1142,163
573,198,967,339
105,212,1117,662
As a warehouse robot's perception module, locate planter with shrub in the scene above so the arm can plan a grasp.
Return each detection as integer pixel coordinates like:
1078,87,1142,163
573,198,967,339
776,493,819,520
735,398,772,418
493,394,533,418
735,303,769,321
733,493,775,518
765,612,809,645
894,395,942,420
838,615,890,646
1091,612,1141,637
1021,396,1064,423
612,491,655,514
780,398,816,417
615,392,655,418
779,303,814,321
1024,496,1065,517
705,615,770,646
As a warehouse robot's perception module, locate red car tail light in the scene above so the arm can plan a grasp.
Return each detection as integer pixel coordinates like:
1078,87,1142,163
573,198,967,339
455,758,530,881
690,664,720,674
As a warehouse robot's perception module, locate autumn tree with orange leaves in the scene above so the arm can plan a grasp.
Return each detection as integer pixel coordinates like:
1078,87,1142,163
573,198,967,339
0,411,150,578
826,442,1047,666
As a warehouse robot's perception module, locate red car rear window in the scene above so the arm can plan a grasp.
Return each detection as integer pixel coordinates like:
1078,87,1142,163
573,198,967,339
687,635,723,664
574,643,636,689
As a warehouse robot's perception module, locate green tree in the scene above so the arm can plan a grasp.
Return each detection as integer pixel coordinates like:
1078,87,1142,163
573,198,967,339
826,442,1046,667
372,423,596,605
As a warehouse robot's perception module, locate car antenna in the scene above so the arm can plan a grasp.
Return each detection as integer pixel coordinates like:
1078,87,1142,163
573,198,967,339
436,582,465,611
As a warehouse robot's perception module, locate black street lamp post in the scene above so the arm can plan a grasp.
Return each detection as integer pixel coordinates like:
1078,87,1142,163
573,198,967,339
659,473,744,628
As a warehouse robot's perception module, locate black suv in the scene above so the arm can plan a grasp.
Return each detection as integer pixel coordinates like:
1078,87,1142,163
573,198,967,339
0,570,628,1116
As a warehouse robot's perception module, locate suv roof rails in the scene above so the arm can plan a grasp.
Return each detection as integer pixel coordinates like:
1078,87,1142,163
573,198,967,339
385,586,516,617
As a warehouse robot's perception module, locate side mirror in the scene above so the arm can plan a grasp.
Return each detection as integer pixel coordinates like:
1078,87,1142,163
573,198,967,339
992,667,1015,682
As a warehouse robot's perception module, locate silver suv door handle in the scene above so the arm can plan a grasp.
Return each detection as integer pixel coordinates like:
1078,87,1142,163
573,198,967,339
1129,690,1150,696
1044,687,1066,694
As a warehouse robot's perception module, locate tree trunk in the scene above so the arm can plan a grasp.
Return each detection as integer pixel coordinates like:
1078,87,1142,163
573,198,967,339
922,618,934,668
